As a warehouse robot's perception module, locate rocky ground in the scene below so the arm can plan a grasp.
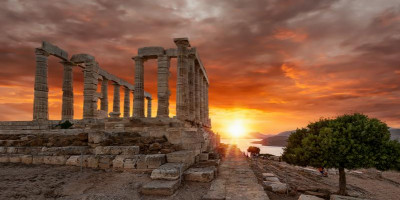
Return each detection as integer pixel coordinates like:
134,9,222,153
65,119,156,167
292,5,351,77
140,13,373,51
0,163,211,200
250,158,400,200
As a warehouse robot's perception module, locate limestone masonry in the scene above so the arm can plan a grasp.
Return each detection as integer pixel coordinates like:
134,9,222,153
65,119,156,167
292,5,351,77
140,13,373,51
0,38,219,196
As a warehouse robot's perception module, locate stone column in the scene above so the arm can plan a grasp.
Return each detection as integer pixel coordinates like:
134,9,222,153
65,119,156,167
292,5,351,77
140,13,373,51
195,66,201,122
201,76,206,124
157,55,170,118
206,83,209,126
175,39,190,120
123,87,130,118
147,97,152,118
100,78,108,112
110,82,121,117
83,61,99,119
33,48,50,120
131,91,135,117
188,56,196,121
61,61,74,120
133,56,145,118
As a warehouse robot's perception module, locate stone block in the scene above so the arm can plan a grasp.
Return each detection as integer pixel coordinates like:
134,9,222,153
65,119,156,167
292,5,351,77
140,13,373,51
184,167,215,182
265,176,280,182
32,156,44,165
150,163,185,180
262,173,276,178
88,132,107,145
330,195,367,200
199,153,209,161
21,155,33,164
66,156,80,166
87,156,99,168
44,156,68,165
146,154,166,169
264,182,287,194
6,147,17,154
112,155,127,169
98,155,114,169
138,46,164,58
0,147,6,153
121,146,140,155
124,158,136,169
136,155,148,169
166,150,195,169
0,154,9,163
9,154,21,163
299,195,324,200
141,179,180,196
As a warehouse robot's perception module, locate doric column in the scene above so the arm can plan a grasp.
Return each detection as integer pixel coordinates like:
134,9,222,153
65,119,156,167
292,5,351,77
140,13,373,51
131,91,135,117
188,56,196,121
147,97,152,118
83,61,99,119
206,83,209,126
110,82,121,117
33,48,50,120
61,61,74,120
133,56,145,118
174,38,190,120
195,66,201,122
100,78,108,112
123,87,130,118
157,55,170,118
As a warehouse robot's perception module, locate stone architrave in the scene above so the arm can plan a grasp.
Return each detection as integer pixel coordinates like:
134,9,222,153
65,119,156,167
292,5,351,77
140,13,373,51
33,48,50,120
123,87,130,118
174,38,190,120
82,61,99,119
133,56,145,118
110,82,121,118
100,78,108,112
157,55,170,118
147,97,152,118
61,61,74,120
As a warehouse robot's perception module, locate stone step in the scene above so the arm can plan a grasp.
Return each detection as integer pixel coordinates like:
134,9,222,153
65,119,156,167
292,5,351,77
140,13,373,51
150,163,185,180
202,179,226,200
184,166,216,182
166,150,195,170
141,179,181,196
0,146,90,156
94,146,139,155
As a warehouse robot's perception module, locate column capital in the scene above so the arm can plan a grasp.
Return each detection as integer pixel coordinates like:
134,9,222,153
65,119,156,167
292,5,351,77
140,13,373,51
35,48,50,56
174,38,191,47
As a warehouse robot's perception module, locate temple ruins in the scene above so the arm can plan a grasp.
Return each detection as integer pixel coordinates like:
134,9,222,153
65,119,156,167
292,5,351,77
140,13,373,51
0,38,219,196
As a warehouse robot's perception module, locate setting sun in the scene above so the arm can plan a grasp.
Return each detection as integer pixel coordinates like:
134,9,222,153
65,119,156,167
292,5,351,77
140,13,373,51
228,120,246,138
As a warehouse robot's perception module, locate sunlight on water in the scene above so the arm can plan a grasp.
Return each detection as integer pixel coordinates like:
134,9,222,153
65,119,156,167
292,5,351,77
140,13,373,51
221,138,284,156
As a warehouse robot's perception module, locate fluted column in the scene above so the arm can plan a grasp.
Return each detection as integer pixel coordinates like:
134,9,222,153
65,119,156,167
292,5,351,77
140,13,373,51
175,39,190,120
188,56,196,121
61,61,74,120
206,83,209,126
131,91,135,117
123,87,130,118
110,82,120,118
33,48,50,120
157,55,170,117
147,97,152,118
100,78,108,112
195,66,201,122
201,77,206,124
133,56,145,118
83,61,99,119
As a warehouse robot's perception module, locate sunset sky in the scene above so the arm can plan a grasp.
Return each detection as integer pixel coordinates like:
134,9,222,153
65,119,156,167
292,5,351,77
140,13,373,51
1,0,400,137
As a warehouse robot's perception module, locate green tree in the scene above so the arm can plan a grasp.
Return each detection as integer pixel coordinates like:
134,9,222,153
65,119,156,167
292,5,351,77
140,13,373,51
282,113,400,195
247,146,260,156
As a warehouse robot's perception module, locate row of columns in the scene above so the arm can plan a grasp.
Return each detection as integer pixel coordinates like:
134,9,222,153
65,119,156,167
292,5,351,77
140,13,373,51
33,49,152,121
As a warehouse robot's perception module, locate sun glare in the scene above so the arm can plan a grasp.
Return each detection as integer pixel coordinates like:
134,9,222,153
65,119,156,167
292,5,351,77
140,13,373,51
228,120,246,138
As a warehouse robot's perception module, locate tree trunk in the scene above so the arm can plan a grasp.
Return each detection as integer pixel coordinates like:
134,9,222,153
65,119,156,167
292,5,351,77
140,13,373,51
338,167,347,195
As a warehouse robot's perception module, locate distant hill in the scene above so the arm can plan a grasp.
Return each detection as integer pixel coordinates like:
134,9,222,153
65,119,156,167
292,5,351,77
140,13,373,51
238,132,270,139
253,128,400,147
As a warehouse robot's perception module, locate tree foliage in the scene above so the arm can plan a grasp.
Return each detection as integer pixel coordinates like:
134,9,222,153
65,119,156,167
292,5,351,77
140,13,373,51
247,146,260,155
282,113,400,194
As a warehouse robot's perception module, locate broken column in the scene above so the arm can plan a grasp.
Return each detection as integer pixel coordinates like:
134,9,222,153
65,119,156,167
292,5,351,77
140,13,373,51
174,38,190,120
157,55,170,118
123,87,130,118
110,82,120,118
100,78,108,112
133,56,145,118
147,97,152,118
33,48,50,120
61,61,74,120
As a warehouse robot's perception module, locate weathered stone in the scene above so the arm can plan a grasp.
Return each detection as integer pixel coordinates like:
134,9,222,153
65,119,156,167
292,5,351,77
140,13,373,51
166,150,195,169
184,167,215,182
9,155,21,163
149,143,162,151
21,155,33,164
264,176,280,182
123,158,136,169
146,154,166,169
150,163,185,180
0,147,6,153
0,154,9,163
112,155,126,169
32,156,44,165
299,194,324,200
66,156,80,166
199,153,209,161
330,195,367,200
141,179,180,196
264,181,287,194
98,155,113,169
43,156,68,165
136,155,148,169
138,46,164,58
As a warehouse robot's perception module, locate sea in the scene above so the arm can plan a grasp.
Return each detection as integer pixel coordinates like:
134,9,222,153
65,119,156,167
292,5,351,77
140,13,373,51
221,138,284,156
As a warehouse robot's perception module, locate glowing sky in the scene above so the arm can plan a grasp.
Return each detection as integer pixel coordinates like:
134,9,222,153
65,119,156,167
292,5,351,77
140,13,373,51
1,0,400,137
